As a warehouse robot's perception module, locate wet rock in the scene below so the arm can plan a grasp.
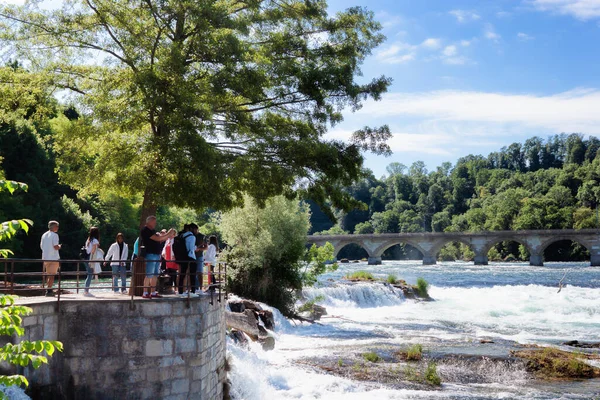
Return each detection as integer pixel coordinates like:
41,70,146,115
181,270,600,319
259,335,275,351
480,339,495,344
340,258,350,263
243,299,263,311
511,348,600,380
563,340,600,348
228,329,248,346
225,310,260,341
228,301,245,313
258,310,275,330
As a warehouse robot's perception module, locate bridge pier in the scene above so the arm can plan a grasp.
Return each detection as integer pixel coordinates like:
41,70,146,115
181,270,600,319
591,254,600,266
529,254,544,266
422,254,437,265
368,257,382,265
474,254,488,265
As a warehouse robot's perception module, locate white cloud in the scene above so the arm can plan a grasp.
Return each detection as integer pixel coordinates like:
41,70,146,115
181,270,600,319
460,40,473,47
517,32,535,40
421,38,442,50
484,24,501,41
496,11,512,18
449,9,481,23
529,0,600,20
355,88,600,134
442,45,458,57
375,42,417,64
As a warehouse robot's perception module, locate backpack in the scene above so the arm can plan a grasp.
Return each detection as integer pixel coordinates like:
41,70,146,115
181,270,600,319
79,243,89,260
172,232,191,261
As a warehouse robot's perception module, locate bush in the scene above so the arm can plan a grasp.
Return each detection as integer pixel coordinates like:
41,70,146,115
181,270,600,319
386,274,397,284
344,271,375,281
406,344,423,361
297,295,325,313
415,278,429,297
220,195,310,317
425,362,442,385
362,352,381,363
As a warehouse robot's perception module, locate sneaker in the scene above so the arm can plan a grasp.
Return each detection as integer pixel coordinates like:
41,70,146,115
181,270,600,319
189,292,200,298
151,293,163,298
83,292,94,298
142,293,151,299
121,291,128,295
45,291,55,297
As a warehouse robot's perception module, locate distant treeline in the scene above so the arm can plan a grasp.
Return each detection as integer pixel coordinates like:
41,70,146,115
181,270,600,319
311,133,600,261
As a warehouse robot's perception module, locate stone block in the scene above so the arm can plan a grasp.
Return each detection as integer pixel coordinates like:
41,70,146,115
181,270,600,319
175,338,196,353
122,339,142,355
145,339,173,357
127,369,146,383
171,378,190,394
142,302,173,317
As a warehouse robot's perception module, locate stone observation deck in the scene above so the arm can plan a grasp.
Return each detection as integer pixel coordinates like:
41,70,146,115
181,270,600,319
6,293,226,400
307,229,600,266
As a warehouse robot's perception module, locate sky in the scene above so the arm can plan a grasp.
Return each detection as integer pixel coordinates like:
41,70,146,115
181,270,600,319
3,0,600,176
324,0,600,176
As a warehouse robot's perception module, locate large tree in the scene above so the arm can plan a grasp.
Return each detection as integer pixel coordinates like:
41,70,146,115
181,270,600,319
0,0,391,224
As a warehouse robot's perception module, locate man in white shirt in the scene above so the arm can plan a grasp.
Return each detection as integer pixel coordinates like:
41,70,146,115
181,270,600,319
40,220,61,297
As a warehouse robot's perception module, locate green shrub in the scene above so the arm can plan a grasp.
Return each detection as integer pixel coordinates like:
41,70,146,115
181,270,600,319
415,278,429,297
386,274,397,284
403,365,420,381
338,358,343,367
297,295,325,313
406,344,423,361
425,362,442,385
345,271,375,281
362,352,381,363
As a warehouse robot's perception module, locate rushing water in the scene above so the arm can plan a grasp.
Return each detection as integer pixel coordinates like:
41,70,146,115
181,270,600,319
228,261,600,399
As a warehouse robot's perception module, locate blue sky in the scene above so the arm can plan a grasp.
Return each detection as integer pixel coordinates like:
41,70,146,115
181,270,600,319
324,0,600,176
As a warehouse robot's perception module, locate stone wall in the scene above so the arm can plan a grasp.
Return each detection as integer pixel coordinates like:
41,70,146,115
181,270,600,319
12,296,226,400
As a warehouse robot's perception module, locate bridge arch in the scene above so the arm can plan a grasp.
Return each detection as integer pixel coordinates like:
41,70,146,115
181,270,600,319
482,238,532,259
333,241,373,259
430,238,476,261
373,240,428,260
539,236,591,262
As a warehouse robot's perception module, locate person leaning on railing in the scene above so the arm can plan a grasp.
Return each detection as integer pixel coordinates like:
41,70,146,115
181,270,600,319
40,220,61,297
141,216,176,299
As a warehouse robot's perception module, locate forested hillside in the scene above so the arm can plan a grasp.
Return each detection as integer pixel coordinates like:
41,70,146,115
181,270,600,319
312,134,600,261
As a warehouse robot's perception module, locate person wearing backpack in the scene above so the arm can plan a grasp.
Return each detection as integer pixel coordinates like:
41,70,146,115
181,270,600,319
175,224,198,297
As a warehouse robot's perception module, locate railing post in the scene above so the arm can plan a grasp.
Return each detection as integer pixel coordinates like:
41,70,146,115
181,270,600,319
76,261,80,294
218,262,222,303
56,267,61,312
224,262,228,300
10,261,14,295
186,262,190,308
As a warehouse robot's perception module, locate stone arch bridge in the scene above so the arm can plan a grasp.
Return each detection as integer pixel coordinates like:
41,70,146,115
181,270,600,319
306,229,600,266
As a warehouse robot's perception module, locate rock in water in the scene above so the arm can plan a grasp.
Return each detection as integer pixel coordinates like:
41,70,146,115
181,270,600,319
229,301,245,313
243,300,263,311
312,305,328,320
225,310,260,341
258,310,275,330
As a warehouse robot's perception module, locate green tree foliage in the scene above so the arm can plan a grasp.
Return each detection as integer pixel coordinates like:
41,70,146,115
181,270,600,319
219,195,311,316
1,0,392,224
302,243,338,287
0,180,63,395
311,134,600,260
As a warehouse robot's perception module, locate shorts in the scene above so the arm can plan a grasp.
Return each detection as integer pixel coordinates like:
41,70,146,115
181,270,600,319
145,254,161,278
43,261,60,275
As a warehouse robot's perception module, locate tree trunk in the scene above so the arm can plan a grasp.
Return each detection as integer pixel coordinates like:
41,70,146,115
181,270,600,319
139,185,157,230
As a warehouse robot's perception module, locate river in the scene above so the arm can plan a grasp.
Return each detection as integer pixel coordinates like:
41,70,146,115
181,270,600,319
227,261,600,399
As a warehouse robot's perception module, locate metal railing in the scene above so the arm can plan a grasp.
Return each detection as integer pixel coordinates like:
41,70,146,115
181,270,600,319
0,258,228,311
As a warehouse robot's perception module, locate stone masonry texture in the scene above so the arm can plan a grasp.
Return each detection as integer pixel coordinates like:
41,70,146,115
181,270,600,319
11,296,227,400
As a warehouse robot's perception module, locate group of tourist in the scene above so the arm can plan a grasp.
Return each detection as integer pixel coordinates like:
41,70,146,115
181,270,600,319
39,216,219,298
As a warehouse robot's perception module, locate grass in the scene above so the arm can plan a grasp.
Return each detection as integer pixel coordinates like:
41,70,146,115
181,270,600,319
344,271,375,281
406,344,423,361
425,362,442,385
512,347,600,380
386,274,398,284
414,277,429,298
362,352,381,363
338,358,344,367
